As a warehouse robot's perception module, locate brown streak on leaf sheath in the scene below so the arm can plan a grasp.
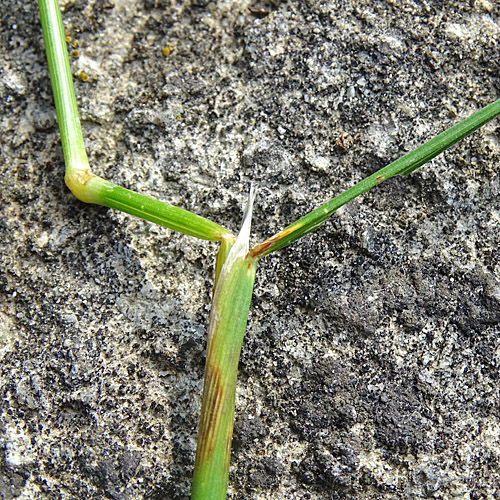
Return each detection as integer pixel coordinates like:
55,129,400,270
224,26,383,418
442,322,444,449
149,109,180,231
195,364,224,465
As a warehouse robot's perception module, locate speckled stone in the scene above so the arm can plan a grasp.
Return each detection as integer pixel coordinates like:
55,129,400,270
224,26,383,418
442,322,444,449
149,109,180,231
1,0,499,499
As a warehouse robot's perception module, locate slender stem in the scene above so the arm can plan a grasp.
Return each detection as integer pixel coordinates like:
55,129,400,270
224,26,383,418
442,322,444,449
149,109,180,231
88,179,234,241
38,0,88,175
250,98,500,258
38,0,233,241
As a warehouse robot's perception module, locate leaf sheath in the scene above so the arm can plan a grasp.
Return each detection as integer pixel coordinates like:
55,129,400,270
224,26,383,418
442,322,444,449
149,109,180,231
191,256,257,500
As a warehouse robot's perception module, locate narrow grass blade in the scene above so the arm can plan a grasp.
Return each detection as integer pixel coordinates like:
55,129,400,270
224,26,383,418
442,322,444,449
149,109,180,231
250,98,500,258
38,0,233,241
89,178,233,241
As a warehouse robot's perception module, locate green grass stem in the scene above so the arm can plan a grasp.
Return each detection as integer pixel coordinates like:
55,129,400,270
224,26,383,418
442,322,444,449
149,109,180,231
250,98,500,258
88,179,233,241
38,0,88,177
38,0,232,241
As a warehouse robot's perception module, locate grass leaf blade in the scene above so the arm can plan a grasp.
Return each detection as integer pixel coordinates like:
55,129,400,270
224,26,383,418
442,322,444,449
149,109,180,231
250,99,500,258
38,0,233,241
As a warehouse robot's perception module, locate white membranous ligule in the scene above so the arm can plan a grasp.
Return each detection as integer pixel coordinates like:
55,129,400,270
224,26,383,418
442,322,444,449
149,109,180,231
228,185,256,264
207,186,256,342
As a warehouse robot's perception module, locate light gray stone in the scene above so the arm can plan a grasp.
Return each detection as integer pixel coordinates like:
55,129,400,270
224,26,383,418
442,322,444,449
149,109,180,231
1,0,499,499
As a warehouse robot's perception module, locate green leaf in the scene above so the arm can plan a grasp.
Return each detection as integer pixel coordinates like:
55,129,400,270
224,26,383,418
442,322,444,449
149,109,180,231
94,179,233,241
250,99,500,258
38,0,233,241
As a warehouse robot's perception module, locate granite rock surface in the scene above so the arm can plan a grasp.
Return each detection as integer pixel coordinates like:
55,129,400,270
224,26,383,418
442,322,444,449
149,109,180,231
1,0,499,498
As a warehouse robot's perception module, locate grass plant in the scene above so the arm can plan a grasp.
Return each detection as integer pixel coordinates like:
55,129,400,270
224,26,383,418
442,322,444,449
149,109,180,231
38,0,500,498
